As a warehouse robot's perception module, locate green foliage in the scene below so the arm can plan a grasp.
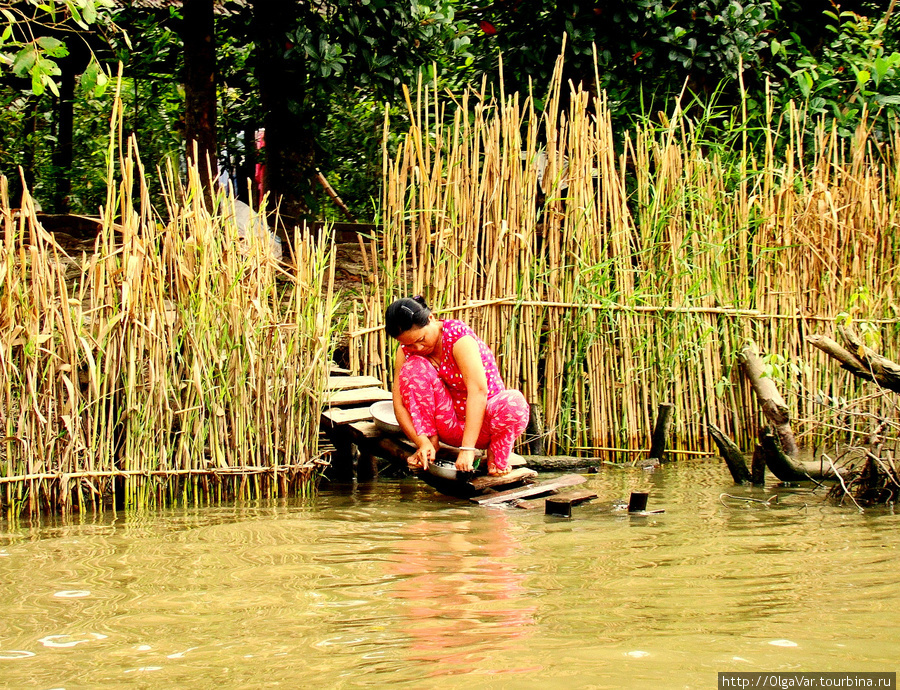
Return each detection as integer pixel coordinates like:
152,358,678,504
470,0,776,115
771,8,900,136
2,0,114,96
319,93,399,220
285,0,473,92
5,0,900,219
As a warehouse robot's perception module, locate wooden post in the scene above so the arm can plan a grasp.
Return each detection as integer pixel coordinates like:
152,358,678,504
525,403,546,455
648,402,674,463
627,492,649,512
750,444,767,485
739,343,799,457
708,422,752,484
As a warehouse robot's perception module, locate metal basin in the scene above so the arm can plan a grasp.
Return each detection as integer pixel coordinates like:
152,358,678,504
369,400,401,434
426,461,459,481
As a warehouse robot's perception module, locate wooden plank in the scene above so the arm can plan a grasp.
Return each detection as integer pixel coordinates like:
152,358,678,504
469,467,537,492
471,474,586,505
325,387,392,406
322,407,374,427
548,489,598,505
326,375,384,391
329,363,352,376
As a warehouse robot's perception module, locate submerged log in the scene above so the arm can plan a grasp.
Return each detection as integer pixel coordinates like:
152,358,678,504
827,452,900,505
544,489,598,516
708,422,752,484
519,455,599,472
739,343,799,457
758,426,808,482
647,402,674,463
758,426,847,482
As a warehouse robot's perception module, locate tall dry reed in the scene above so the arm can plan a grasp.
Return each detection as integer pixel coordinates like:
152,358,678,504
0,87,335,515
349,56,900,458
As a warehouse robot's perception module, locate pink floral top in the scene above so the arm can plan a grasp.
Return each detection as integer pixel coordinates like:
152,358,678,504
401,319,505,418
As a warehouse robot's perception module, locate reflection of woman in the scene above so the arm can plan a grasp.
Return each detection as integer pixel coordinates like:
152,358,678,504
385,296,529,476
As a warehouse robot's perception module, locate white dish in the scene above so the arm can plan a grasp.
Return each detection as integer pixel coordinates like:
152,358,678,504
369,400,401,434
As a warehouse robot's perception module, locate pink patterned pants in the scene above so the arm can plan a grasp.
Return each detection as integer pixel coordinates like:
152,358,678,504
398,356,530,472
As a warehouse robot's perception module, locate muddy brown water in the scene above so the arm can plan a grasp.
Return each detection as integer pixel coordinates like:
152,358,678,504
1,461,898,688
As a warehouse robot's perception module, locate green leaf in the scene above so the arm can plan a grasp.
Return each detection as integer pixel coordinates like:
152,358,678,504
12,46,38,77
42,73,60,97
854,68,870,86
36,36,68,58
65,0,87,29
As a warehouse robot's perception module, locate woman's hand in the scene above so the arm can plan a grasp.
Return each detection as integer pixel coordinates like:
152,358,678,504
455,449,476,472
408,437,437,470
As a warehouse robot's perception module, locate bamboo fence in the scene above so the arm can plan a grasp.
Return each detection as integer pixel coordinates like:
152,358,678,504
0,89,335,515
347,57,900,458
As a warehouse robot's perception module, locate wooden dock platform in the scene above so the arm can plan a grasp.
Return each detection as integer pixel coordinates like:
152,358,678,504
321,371,534,495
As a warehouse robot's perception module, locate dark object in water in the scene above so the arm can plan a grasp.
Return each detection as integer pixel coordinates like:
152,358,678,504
708,422,752,485
627,491,649,512
546,498,573,517
647,402,674,463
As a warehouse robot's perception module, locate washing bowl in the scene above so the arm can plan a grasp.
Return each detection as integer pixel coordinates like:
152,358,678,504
370,400,401,434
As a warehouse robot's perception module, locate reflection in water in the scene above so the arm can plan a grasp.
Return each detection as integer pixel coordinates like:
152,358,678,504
388,510,537,677
0,462,898,688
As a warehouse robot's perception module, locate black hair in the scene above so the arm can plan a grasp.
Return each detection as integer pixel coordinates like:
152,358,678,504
385,295,431,338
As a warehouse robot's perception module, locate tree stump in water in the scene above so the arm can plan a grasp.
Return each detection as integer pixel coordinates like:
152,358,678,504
648,402,674,463
525,403,546,455
708,422,752,484
750,444,767,485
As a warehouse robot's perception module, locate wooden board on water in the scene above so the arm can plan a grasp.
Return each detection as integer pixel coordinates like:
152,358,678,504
326,386,392,406
548,489,598,505
471,473,586,505
470,467,537,492
325,375,384,391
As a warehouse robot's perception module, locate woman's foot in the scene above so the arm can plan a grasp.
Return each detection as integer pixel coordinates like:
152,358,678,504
486,449,510,476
